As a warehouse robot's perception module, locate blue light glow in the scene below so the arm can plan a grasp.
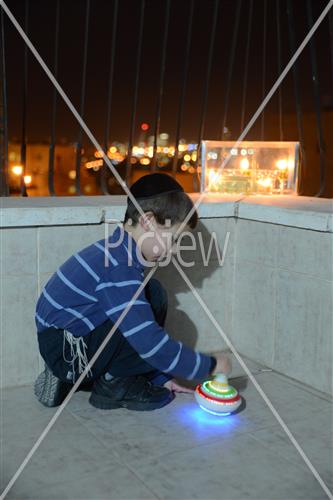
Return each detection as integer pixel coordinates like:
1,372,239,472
199,405,231,417
174,401,237,436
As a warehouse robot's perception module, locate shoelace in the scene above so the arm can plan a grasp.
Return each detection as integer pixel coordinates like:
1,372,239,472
63,330,93,383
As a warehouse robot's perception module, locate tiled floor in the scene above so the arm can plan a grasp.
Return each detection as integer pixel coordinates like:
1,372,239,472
1,357,332,500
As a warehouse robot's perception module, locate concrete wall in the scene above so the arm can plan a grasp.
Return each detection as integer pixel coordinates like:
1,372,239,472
1,195,332,394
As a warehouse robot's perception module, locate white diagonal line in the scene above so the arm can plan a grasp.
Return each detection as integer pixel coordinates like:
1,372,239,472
171,0,333,244
169,8,333,494
0,3,168,496
0,6,171,494
0,266,157,500
0,0,176,268
1,0,332,498
172,257,333,499
167,4,333,496
0,0,162,241
170,4,333,490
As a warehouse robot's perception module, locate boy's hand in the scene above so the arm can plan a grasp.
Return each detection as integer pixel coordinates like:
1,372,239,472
212,352,232,376
163,379,194,393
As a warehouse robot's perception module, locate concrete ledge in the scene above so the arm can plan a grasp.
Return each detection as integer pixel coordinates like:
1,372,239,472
237,195,333,232
1,195,125,227
1,196,332,392
1,194,332,231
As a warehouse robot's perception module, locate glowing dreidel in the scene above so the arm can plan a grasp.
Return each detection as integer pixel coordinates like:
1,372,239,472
195,373,242,416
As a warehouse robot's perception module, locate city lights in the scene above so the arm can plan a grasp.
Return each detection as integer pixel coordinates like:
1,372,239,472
12,165,23,175
7,136,298,197
86,140,203,176
94,150,104,158
86,159,103,169
68,170,76,179
140,158,150,165
23,175,32,184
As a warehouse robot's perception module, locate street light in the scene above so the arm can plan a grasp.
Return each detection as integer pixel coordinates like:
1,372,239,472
12,165,23,175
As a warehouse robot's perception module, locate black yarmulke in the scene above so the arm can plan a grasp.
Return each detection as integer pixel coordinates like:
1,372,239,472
128,173,184,202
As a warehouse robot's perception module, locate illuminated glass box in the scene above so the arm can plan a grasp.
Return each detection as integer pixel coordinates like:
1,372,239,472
200,141,299,195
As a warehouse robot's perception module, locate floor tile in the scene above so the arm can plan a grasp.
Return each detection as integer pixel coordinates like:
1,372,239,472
2,403,116,496
133,432,328,499
249,407,333,490
2,370,332,500
7,464,158,500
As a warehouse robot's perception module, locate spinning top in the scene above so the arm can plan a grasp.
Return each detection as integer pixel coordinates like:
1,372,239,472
195,373,242,416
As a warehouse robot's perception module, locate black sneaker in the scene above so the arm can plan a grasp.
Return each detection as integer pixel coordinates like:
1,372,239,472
89,375,174,411
34,365,72,407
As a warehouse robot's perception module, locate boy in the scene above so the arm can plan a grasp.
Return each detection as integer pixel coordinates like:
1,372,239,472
34,173,231,411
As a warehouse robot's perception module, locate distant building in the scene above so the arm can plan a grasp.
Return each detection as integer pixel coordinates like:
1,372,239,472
8,142,101,196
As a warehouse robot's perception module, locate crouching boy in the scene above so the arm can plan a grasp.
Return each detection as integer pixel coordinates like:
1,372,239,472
34,173,231,411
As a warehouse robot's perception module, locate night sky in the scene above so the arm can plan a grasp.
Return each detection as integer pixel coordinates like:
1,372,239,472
4,0,332,149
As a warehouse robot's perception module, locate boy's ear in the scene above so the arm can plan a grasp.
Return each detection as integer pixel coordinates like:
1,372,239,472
139,211,155,230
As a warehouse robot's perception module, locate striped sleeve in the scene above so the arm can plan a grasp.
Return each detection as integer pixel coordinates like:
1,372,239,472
95,265,212,381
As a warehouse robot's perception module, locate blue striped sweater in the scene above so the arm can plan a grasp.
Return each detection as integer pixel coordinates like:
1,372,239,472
35,224,213,380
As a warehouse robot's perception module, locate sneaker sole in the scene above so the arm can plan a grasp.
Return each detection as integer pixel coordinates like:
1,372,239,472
88,391,174,411
34,369,71,407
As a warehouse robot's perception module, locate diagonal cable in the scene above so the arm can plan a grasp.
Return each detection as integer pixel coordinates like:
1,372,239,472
0,266,158,499
171,0,333,245
171,257,333,499
0,0,158,230
1,1,332,498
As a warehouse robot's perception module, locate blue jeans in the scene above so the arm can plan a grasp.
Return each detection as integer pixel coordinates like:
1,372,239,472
37,278,172,385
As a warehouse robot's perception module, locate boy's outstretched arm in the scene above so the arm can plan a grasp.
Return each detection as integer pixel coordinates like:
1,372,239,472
163,352,232,393
95,264,222,382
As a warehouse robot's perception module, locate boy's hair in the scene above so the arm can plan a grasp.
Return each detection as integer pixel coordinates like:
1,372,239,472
124,190,198,229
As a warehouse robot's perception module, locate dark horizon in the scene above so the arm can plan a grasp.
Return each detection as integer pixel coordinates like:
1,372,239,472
4,0,332,147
